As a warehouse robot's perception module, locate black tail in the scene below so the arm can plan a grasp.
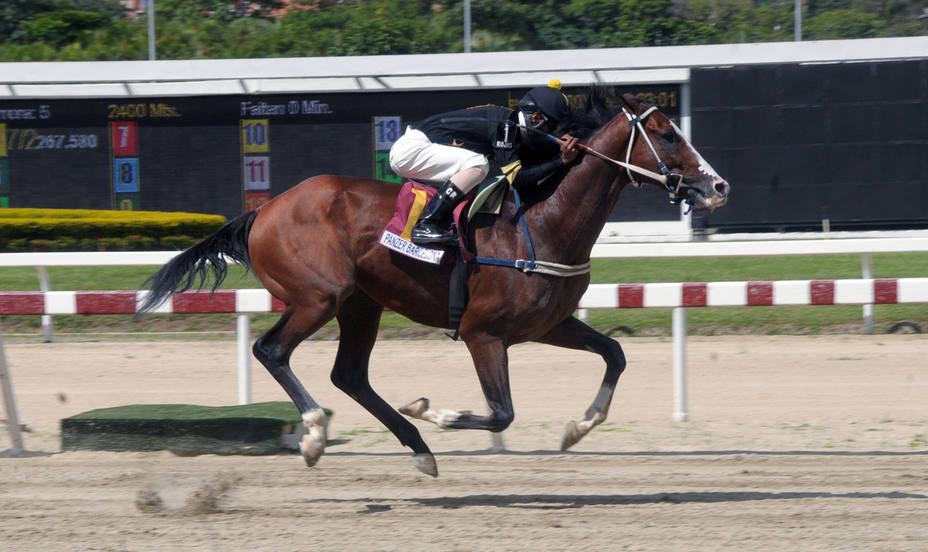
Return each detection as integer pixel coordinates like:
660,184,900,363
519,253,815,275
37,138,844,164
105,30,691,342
138,211,258,314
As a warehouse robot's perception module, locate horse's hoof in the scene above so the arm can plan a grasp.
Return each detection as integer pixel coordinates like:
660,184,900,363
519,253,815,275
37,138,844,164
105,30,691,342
299,433,325,467
412,453,438,477
399,397,430,419
561,420,582,451
299,409,328,467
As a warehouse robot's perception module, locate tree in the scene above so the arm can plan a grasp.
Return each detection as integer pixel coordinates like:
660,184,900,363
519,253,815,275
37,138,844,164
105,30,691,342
17,10,112,47
0,0,925,61
805,8,885,38
0,0,68,40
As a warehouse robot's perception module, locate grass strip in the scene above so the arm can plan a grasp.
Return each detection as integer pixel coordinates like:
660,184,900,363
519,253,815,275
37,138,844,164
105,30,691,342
60,401,329,455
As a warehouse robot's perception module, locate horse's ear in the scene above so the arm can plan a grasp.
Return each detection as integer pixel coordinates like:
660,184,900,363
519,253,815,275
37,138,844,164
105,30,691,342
616,93,637,112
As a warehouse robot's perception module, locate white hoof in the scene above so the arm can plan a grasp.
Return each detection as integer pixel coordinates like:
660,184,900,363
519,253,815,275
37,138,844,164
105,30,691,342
561,410,606,451
399,398,462,428
300,409,329,467
561,420,582,451
299,434,325,467
399,397,429,418
412,453,438,477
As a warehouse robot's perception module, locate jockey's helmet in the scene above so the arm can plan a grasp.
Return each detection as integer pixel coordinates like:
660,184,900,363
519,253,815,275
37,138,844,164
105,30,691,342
518,83,570,132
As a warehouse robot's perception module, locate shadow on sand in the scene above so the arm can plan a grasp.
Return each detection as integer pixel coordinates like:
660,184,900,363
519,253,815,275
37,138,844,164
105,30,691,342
306,489,927,513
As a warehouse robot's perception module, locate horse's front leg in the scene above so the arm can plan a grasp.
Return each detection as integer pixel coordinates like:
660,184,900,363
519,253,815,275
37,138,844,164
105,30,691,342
534,315,626,450
400,333,513,433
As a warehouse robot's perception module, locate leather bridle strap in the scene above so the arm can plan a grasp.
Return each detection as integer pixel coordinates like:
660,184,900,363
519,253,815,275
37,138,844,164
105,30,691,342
621,106,685,203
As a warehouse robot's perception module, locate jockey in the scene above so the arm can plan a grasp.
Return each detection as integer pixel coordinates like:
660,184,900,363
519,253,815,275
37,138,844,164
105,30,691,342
389,81,581,246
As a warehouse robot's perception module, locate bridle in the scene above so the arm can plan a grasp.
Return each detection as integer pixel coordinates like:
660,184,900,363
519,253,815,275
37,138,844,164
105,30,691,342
619,105,690,207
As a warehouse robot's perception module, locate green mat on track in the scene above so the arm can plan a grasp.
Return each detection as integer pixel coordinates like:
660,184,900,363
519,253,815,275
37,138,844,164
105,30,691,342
60,402,325,456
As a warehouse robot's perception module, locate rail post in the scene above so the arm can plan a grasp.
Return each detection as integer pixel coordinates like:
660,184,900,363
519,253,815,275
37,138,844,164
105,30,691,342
0,331,24,454
862,253,874,334
237,314,252,405
672,307,689,422
37,266,53,342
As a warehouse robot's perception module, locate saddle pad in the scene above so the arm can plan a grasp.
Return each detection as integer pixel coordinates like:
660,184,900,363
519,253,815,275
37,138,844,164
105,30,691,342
379,181,447,265
466,174,508,221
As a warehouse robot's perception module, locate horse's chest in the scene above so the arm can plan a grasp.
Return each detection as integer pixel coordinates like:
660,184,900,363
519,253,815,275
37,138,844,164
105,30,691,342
501,275,589,324
548,277,589,309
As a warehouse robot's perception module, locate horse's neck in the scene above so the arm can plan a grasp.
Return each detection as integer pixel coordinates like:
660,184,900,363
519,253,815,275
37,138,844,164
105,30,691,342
542,118,631,259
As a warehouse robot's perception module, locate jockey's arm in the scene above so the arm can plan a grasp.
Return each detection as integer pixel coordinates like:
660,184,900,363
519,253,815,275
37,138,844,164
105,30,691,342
511,134,580,189
511,156,566,189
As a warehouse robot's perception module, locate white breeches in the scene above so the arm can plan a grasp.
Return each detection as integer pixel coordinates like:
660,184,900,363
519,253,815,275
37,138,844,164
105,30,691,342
389,128,489,192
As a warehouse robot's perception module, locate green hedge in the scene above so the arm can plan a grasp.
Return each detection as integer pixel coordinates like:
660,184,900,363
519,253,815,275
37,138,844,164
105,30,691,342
0,208,227,251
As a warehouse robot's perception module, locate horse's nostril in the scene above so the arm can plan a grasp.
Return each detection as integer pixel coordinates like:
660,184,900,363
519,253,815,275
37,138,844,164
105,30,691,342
715,180,730,196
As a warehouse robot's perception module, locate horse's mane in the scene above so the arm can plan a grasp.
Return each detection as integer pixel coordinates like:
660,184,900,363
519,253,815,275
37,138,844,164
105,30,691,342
559,85,625,140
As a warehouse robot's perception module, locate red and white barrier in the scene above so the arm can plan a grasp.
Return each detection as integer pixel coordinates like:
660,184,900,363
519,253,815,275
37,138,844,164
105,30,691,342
579,278,928,309
0,289,285,315
2,278,926,316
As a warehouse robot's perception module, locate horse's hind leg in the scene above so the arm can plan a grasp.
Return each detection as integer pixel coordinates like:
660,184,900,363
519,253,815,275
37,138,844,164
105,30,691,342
330,291,438,476
253,306,334,467
400,333,514,433
534,316,626,450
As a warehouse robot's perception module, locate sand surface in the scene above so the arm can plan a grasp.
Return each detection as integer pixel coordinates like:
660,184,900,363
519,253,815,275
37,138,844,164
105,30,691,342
1,334,926,551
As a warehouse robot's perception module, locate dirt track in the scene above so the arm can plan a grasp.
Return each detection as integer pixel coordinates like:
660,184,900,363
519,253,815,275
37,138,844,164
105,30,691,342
1,335,927,551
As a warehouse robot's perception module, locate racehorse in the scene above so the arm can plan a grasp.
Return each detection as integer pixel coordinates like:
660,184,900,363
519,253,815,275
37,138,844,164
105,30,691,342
140,88,729,477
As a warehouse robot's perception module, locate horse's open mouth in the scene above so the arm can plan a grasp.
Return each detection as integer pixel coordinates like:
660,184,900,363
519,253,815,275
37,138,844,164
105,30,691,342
682,176,730,212
685,188,728,213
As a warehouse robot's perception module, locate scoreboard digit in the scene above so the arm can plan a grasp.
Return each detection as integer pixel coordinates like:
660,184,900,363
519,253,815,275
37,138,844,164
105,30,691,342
242,120,269,153
113,158,139,192
112,122,138,156
243,156,270,190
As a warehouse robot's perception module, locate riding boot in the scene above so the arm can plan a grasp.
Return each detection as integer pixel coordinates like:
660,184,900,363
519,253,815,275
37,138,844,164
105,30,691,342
411,180,465,246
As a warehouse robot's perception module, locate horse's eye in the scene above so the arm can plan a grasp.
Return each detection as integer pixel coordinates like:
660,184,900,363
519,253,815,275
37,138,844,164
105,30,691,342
661,130,676,144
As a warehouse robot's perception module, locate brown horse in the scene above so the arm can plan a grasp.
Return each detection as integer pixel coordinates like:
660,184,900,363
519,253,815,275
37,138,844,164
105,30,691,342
140,89,729,477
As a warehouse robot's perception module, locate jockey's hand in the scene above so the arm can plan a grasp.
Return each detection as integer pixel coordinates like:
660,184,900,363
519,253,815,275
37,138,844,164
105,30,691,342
559,134,580,164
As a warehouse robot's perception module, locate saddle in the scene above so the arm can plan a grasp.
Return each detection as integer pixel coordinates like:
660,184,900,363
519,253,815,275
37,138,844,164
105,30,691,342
379,174,508,265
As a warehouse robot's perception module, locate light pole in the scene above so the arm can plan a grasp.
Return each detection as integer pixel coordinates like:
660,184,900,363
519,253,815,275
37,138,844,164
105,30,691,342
794,0,802,41
147,0,156,60
464,0,471,53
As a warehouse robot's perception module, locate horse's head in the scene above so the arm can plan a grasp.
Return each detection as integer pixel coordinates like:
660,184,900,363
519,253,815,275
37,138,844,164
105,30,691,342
616,94,730,212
